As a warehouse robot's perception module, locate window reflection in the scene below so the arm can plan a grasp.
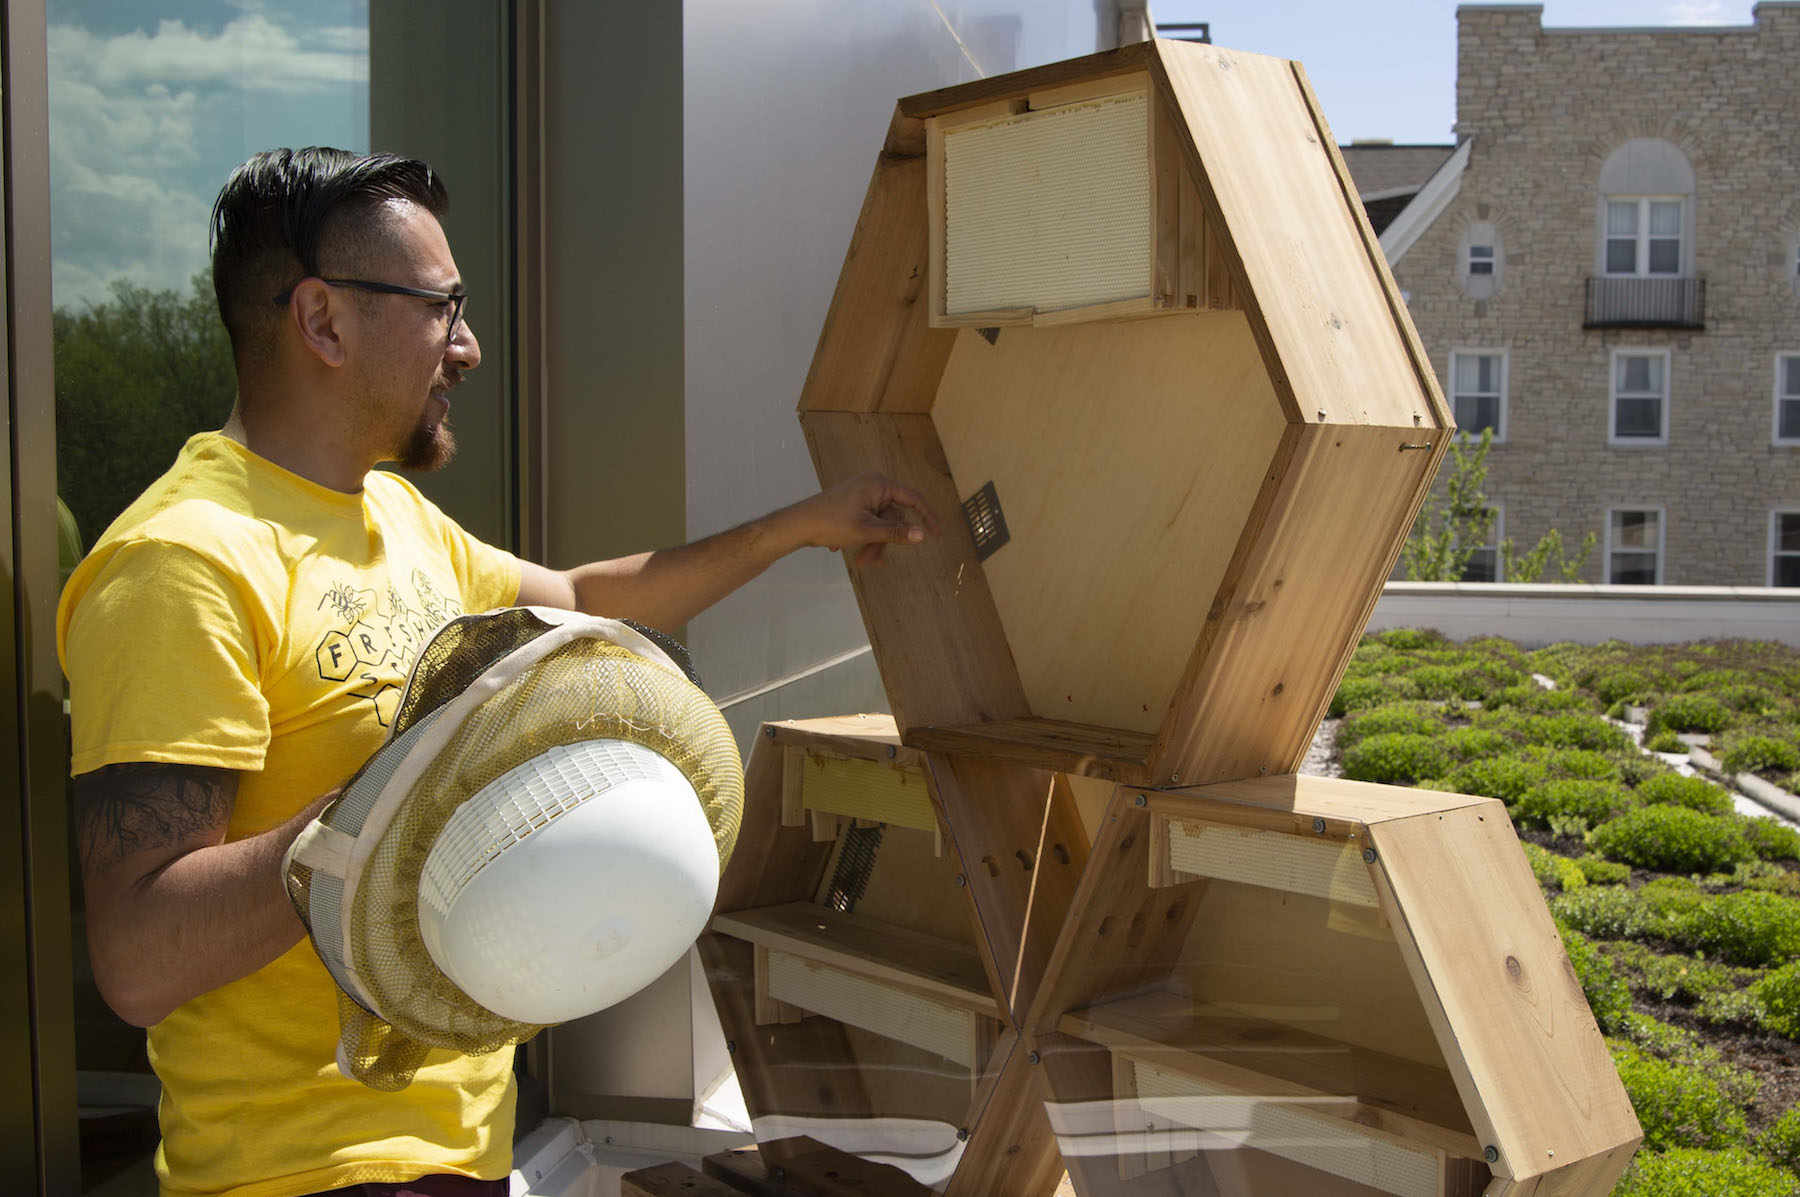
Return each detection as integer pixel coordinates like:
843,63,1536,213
49,5,368,1189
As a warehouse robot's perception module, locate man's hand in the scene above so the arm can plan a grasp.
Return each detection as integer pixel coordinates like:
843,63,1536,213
784,472,940,566
523,471,941,630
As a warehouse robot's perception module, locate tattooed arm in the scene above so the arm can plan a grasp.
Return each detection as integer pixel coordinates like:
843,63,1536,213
74,764,335,1027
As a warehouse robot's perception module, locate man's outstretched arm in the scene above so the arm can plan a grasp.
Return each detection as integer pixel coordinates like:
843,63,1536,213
75,763,335,1027
514,471,938,629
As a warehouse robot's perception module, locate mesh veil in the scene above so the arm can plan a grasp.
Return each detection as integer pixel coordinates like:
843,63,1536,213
285,608,742,1090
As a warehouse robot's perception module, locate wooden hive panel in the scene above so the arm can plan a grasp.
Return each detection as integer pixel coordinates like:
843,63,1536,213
1368,805,1642,1194
929,314,1285,735
797,43,1449,787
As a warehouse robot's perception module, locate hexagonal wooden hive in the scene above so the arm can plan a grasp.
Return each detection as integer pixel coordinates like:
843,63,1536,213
689,37,1640,1197
799,39,1451,789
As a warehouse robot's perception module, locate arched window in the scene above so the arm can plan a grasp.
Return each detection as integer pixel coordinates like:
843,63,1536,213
1597,139,1695,278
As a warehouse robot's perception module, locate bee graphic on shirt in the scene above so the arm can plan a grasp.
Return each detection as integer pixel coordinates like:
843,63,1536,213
313,572,463,726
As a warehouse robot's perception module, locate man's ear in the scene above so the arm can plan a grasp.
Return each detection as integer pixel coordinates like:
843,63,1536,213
288,278,347,368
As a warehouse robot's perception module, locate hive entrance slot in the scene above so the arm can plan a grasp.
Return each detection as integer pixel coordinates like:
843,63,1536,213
961,480,1010,561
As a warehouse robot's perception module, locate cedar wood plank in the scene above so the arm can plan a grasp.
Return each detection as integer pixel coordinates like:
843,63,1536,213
802,411,1028,734
1368,804,1642,1186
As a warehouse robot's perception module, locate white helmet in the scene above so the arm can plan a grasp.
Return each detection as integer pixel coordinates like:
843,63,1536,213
283,606,743,1090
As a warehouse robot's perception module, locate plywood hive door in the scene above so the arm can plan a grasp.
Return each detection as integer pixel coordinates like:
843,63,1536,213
1023,776,1641,1197
800,38,1451,790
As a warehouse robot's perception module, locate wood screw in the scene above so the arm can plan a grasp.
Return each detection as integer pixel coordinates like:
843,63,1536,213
1363,847,1378,864
725,1040,736,1054
1484,1146,1499,1164
1134,794,1148,807
1312,818,1326,834
885,745,897,759
762,726,775,738
955,874,967,887
1028,1051,1041,1065
1170,772,1180,784
957,1128,970,1141
772,1166,787,1181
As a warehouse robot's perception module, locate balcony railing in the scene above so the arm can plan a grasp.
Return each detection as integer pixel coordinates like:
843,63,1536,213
1584,275,1706,330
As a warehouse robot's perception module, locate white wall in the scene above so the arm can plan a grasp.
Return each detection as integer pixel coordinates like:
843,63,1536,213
1369,582,1800,647
681,0,1118,742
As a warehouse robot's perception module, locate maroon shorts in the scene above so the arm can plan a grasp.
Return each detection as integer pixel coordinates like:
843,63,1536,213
307,1178,508,1197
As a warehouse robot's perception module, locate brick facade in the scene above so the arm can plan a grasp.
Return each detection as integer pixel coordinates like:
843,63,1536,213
1391,3,1800,584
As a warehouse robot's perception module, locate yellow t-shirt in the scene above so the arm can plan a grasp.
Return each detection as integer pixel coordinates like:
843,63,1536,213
57,432,524,1197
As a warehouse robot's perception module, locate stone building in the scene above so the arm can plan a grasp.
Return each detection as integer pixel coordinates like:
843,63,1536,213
1380,2,1800,586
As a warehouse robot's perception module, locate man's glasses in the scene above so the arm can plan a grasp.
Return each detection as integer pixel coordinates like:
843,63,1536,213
273,278,468,339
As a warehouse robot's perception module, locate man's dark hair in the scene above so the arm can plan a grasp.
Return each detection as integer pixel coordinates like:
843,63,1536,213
209,147,450,368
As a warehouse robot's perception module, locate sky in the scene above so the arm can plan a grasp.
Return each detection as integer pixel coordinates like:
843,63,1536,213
47,0,367,307
1150,0,1752,145
45,0,1756,309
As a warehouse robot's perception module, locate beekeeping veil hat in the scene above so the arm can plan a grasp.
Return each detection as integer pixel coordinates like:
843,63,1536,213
283,606,743,1091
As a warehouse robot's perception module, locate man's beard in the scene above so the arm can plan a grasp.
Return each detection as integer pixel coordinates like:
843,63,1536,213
396,414,455,472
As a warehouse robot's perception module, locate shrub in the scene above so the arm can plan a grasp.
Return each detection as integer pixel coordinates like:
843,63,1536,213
1532,746,1623,781
1614,1148,1799,1197
1644,729,1686,753
1576,856,1630,885
1588,806,1753,876
1558,926,1629,1033
1439,726,1509,761
1552,884,1649,940
1718,732,1800,778
1376,627,1447,651
1709,684,1789,718
1614,751,1673,789
1522,842,1586,892
1740,815,1800,862
1678,890,1800,968
1487,683,1597,714
1757,1107,1800,1173
1328,674,1419,716
1516,780,1635,829
1636,773,1733,816
1753,961,1800,1039
1650,694,1735,735
1606,942,1756,1006
1335,702,1446,750
1341,733,1451,785
1484,710,1633,752
1589,666,1659,706
1611,1042,1747,1150
1442,756,1547,805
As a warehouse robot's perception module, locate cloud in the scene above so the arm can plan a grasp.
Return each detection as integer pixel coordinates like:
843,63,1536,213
47,9,368,306
50,14,367,94
1659,2,1733,23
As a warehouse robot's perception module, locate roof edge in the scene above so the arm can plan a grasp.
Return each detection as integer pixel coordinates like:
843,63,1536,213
1378,137,1472,267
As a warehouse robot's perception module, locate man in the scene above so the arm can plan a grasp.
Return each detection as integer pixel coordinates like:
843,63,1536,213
56,147,936,1197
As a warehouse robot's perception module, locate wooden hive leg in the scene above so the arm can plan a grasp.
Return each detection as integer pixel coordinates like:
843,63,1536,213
945,1033,1064,1197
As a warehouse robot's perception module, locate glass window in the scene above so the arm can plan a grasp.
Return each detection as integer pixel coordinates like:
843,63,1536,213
50,6,373,1187
1461,505,1502,583
1777,354,1800,444
1603,197,1683,277
1608,509,1662,584
1451,351,1505,439
1467,244,1494,276
1611,351,1668,443
1605,201,1638,274
1775,513,1800,588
